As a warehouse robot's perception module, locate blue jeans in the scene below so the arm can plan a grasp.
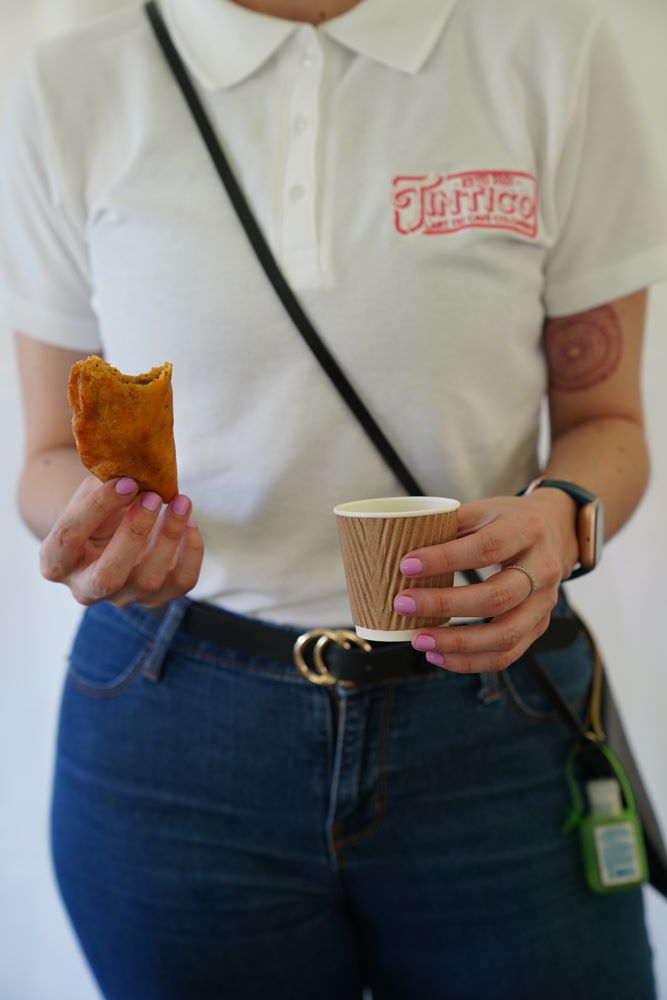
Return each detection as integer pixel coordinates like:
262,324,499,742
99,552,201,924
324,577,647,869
51,593,655,1000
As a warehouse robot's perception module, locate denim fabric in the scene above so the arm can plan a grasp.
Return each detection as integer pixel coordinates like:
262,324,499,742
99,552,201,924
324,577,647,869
51,594,655,1000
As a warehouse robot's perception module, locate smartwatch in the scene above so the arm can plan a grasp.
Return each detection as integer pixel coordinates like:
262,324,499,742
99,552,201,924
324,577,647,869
523,478,604,578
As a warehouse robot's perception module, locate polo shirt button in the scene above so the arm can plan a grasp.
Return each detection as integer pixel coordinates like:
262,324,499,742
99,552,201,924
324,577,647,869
289,184,306,202
301,51,314,68
294,114,309,133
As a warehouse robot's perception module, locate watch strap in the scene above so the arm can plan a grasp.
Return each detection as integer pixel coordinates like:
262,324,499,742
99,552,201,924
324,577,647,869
526,478,597,505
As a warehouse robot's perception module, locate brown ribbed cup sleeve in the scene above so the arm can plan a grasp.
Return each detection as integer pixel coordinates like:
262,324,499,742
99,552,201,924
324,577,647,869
336,509,458,632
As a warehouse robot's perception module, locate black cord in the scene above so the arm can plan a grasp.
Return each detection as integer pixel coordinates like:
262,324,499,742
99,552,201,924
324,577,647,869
145,0,425,498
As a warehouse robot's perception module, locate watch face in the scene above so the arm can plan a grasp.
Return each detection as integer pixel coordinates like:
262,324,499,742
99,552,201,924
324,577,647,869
578,500,604,570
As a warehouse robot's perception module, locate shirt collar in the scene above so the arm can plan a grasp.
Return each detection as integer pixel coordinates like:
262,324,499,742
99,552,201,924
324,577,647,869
324,0,460,76
162,0,460,90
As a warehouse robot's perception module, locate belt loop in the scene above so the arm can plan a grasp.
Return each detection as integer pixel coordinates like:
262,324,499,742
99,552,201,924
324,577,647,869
478,670,503,705
141,597,191,683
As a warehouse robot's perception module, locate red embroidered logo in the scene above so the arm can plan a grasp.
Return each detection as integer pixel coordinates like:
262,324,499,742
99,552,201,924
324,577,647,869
392,170,538,238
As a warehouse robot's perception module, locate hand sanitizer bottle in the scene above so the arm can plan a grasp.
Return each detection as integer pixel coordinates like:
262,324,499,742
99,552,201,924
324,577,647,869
578,777,648,893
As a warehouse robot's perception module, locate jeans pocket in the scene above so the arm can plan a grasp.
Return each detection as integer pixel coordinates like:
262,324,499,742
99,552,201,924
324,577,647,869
67,602,153,698
501,619,594,726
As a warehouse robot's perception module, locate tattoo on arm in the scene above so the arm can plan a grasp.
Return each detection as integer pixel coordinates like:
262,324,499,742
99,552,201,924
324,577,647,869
544,305,623,391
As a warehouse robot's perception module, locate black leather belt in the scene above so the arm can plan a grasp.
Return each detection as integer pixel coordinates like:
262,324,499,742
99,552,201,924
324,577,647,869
169,601,431,686
150,600,583,688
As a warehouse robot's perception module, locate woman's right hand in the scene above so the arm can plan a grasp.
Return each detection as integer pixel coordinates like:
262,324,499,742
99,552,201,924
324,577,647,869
39,475,204,607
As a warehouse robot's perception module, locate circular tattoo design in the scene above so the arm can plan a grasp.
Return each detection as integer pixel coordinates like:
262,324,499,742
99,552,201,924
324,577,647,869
544,305,623,392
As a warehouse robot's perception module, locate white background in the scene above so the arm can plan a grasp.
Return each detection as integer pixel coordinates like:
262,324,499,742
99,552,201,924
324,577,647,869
1,1,666,997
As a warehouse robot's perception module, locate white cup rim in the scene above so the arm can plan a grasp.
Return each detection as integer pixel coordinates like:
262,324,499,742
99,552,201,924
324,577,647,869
333,496,460,519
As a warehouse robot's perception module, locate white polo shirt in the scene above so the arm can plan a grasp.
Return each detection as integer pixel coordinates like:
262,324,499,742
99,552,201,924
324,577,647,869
2,0,667,625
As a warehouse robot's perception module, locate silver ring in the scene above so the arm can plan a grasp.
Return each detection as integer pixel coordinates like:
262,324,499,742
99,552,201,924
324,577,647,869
506,563,538,597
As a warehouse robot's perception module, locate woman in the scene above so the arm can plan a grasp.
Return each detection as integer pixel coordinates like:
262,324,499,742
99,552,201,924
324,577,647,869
2,0,666,996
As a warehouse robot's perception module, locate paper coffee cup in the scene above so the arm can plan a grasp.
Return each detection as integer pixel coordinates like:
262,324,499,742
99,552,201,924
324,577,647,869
334,496,460,642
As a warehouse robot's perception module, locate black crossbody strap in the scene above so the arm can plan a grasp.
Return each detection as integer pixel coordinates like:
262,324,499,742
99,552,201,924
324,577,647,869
521,651,596,746
144,0,423,498
145,0,591,744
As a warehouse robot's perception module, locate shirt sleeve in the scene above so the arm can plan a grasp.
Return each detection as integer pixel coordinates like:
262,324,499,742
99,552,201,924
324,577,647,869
0,56,102,350
543,12,667,317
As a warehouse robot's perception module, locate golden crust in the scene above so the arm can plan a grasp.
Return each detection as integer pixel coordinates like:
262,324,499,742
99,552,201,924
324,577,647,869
68,356,178,501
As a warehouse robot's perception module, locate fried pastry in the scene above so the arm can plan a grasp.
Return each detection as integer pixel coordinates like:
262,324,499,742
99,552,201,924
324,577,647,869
68,356,178,501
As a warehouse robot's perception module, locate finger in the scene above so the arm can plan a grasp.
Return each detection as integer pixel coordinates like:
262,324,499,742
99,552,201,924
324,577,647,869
40,477,139,582
71,490,164,603
135,517,205,608
118,495,194,604
411,600,550,656
413,612,552,674
124,518,204,608
394,564,556,621
399,509,546,577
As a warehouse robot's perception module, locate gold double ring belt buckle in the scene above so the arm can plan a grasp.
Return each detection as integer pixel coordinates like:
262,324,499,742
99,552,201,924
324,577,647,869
293,628,372,688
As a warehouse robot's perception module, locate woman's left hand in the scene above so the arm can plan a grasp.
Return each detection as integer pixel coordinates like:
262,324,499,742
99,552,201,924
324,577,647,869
394,490,580,673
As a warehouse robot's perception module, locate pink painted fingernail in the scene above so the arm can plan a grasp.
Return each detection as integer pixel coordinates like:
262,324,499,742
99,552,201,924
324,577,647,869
426,651,445,667
141,492,162,512
116,477,138,496
187,516,197,529
413,634,436,651
401,558,423,576
394,595,417,615
171,495,190,517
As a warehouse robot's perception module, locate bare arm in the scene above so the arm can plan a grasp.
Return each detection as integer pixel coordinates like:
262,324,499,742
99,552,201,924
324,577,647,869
539,289,648,541
15,333,91,538
15,333,204,606
393,289,649,672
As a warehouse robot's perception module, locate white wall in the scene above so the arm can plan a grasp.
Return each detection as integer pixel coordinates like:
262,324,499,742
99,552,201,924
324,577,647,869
0,8,139,999
573,0,667,989
1,2,666,998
